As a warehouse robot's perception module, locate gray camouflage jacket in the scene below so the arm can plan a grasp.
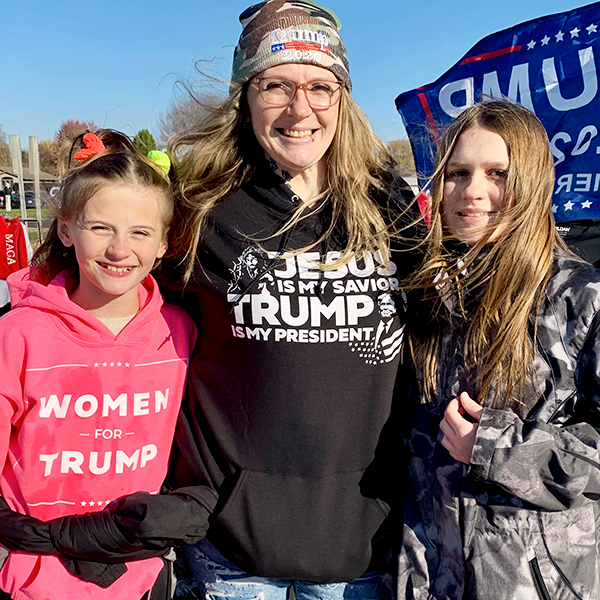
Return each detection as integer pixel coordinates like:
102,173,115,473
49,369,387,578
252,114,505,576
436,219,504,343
395,253,600,600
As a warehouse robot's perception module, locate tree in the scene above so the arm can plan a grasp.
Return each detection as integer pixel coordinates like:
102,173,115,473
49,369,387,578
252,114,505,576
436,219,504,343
39,140,57,175
387,139,415,176
35,119,100,176
54,119,98,146
134,129,157,155
156,94,224,148
0,124,11,166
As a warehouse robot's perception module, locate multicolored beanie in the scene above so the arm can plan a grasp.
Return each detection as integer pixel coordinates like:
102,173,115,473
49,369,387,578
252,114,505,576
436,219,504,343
231,0,352,91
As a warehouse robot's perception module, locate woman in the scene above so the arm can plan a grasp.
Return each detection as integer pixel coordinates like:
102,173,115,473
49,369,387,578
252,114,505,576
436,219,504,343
393,100,600,599
160,1,417,599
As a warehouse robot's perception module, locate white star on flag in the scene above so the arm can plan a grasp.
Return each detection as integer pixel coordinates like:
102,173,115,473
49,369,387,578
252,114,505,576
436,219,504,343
564,200,575,210
552,205,558,213
541,35,550,45
570,27,580,37
556,31,565,41
527,40,536,49
587,24,598,34
582,200,593,208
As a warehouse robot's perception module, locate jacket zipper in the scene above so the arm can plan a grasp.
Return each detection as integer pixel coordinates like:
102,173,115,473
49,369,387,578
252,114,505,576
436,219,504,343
538,512,584,599
529,555,552,600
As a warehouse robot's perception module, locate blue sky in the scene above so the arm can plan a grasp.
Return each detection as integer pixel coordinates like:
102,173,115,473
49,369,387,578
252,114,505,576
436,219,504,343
1,0,591,146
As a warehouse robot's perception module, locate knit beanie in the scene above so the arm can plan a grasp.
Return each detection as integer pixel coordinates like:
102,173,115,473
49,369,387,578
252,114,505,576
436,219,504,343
231,0,352,91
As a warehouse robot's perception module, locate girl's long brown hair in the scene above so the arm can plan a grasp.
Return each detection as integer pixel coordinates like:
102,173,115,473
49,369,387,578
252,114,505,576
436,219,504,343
408,100,573,409
168,85,407,282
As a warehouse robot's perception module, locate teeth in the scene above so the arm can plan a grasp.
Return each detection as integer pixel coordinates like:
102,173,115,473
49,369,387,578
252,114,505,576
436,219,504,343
104,264,133,273
281,129,313,138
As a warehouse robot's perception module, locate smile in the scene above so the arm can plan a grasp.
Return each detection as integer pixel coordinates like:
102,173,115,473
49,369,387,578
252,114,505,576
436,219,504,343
457,212,496,217
278,128,314,138
100,263,135,273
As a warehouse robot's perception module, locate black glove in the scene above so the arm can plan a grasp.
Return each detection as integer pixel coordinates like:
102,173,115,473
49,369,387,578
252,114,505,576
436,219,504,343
49,486,217,562
0,496,125,587
0,497,56,554
59,558,128,588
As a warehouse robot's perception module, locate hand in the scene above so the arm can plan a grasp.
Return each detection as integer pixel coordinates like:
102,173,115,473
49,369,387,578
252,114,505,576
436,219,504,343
440,391,484,464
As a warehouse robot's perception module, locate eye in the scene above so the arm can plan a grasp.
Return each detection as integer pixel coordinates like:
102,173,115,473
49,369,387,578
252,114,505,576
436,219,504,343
90,225,110,232
308,82,335,94
490,170,508,179
446,169,469,179
263,80,294,92
132,230,151,237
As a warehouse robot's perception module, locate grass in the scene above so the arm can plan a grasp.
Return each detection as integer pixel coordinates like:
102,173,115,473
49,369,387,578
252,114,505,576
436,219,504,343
0,208,53,248
0,207,52,219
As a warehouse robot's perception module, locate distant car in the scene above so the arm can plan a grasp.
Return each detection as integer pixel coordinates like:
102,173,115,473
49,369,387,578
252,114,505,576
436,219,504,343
10,192,36,209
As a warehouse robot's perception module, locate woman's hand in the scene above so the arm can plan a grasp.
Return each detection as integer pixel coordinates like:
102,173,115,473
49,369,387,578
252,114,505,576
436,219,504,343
440,391,484,464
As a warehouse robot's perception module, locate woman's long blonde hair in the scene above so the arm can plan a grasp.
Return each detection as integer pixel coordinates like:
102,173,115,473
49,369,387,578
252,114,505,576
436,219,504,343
168,85,404,282
408,100,573,409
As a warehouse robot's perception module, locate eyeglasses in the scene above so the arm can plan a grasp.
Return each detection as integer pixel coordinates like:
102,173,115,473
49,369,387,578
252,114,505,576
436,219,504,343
252,78,345,109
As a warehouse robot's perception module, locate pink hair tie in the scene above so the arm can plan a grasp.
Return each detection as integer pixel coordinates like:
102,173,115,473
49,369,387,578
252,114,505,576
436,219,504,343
74,133,106,162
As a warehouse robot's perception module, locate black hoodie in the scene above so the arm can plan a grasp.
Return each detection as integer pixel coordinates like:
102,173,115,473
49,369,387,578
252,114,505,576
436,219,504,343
167,163,418,583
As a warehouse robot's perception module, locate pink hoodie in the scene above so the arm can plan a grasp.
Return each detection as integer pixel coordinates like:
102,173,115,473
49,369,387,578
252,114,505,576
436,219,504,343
0,268,196,600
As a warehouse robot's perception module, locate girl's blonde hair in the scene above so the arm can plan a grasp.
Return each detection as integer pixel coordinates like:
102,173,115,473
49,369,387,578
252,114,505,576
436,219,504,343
168,85,405,282
32,130,175,284
408,99,573,409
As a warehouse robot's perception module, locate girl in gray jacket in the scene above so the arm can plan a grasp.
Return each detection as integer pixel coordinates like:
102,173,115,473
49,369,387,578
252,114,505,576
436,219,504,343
394,99,600,600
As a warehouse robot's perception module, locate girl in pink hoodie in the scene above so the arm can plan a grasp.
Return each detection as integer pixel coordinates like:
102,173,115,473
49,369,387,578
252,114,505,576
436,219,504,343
0,131,196,600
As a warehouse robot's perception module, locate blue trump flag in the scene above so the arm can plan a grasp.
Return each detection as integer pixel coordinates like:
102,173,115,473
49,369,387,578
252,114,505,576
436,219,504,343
396,2,600,260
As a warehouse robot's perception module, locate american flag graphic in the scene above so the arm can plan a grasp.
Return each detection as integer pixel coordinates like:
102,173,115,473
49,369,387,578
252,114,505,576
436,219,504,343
271,42,330,54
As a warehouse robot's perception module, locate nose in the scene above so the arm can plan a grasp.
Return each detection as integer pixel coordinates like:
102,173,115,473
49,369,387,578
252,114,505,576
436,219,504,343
461,172,487,201
106,235,131,260
286,85,313,119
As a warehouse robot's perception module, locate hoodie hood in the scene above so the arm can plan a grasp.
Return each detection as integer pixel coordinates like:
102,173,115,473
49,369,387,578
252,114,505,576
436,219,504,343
7,267,163,346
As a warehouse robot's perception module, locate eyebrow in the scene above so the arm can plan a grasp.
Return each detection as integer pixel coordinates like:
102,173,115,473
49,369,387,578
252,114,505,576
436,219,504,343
446,160,509,168
78,218,159,231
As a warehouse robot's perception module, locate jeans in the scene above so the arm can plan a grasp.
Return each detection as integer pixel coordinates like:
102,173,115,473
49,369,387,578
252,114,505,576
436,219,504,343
184,539,383,600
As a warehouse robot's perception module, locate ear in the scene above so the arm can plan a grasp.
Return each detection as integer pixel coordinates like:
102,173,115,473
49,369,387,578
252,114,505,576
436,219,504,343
57,219,74,247
156,236,168,260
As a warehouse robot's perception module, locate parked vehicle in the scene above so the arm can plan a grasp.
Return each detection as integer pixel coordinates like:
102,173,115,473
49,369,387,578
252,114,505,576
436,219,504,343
10,192,36,209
